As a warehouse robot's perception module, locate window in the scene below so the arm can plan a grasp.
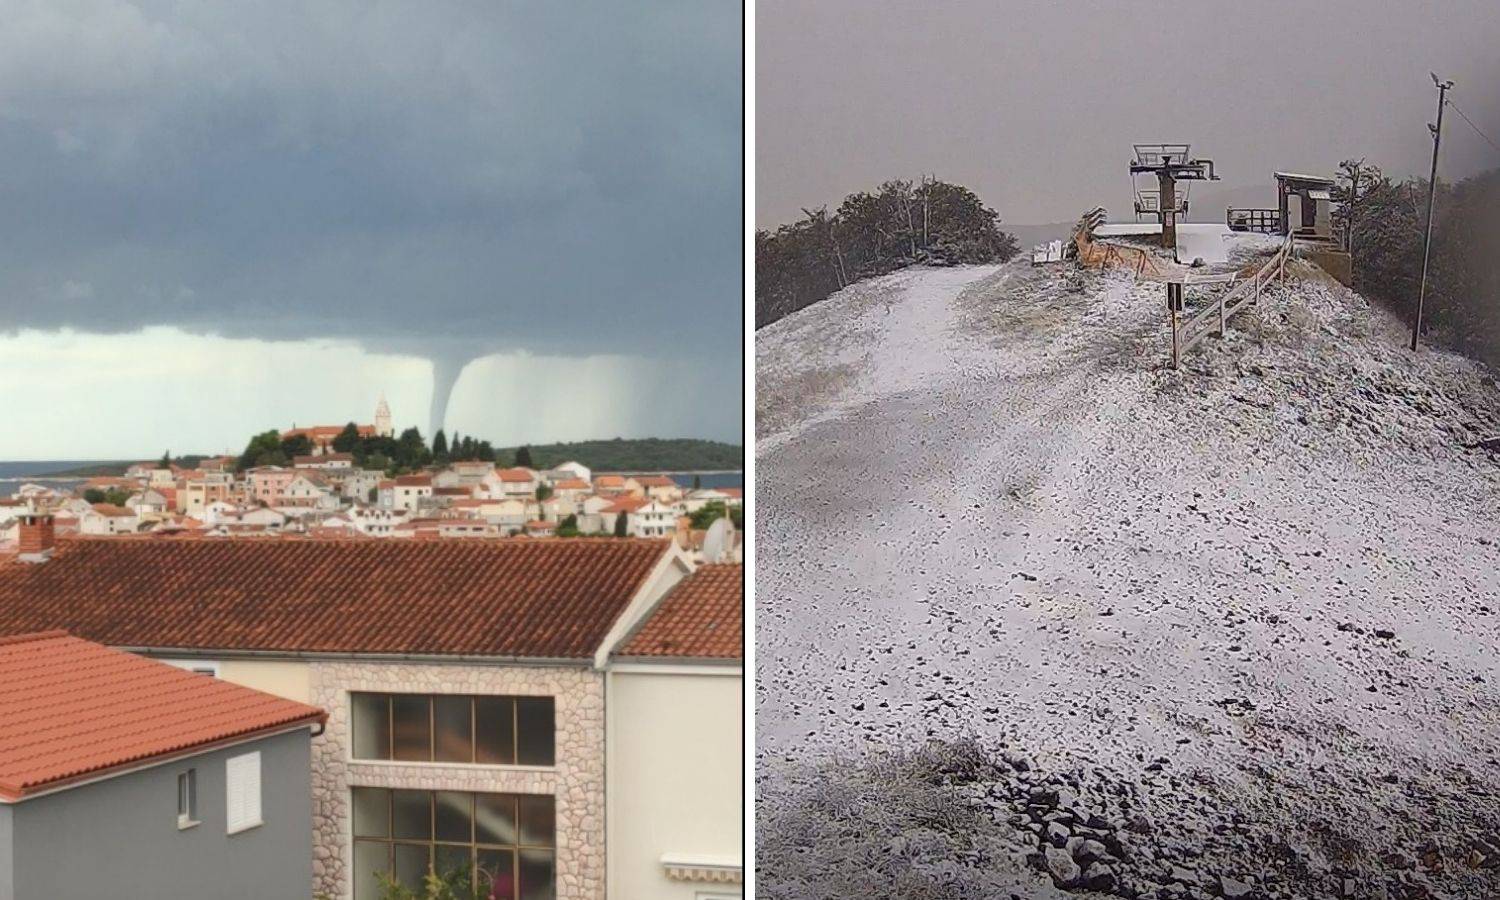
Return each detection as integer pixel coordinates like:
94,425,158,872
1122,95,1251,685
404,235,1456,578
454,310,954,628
177,769,198,829
352,788,556,900
350,694,554,767
225,751,262,834
163,659,221,677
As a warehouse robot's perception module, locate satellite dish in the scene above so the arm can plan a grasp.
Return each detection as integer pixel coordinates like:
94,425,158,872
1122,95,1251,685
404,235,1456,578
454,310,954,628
702,516,732,563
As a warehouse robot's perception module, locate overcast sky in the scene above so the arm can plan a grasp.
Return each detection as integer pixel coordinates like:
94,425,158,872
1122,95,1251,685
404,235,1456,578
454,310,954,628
758,0,1500,229
0,1,742,460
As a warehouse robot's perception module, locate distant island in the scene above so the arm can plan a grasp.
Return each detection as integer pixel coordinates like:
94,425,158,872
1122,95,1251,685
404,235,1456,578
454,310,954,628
493,438,742,473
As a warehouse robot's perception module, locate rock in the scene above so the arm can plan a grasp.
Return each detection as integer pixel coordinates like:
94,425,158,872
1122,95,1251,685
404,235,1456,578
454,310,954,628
1082,861,1116,891
1046,821,1071,848
1170,865,1200,885
1076,838,1109,864
1045,846,1081,888
1219,875,1253,898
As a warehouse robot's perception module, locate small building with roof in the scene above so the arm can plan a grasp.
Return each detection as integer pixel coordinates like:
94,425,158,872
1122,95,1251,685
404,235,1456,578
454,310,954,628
0,630,325,900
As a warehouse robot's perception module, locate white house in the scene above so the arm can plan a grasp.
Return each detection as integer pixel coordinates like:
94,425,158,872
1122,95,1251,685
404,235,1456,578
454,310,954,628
602,563,744,898
390,475,433,513
502,468,541,496
629,500,680,539
682,487,745,514
348,506,403,537
544,461,591,485
79,503,139,535
341,469,384,503
279,474,337,510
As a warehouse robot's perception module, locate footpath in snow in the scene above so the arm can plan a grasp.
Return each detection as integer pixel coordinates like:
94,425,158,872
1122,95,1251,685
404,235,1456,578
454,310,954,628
755,257,1500,900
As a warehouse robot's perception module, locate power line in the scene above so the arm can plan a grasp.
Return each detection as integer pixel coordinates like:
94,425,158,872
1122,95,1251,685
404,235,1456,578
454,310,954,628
1446,99,1500,156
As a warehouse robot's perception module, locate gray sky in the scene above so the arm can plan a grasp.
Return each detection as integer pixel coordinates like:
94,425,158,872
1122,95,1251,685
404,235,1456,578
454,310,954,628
758,0,1500,229
0,1,742,459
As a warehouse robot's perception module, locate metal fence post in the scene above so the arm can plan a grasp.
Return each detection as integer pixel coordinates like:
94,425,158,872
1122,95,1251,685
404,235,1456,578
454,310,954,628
1168,282,1181,369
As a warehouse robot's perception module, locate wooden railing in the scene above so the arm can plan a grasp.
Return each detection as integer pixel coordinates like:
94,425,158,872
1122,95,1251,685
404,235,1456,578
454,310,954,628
1168,235,1294,368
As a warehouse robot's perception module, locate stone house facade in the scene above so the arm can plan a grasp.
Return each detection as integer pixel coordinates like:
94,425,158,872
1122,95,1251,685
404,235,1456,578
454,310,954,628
309,660,605,899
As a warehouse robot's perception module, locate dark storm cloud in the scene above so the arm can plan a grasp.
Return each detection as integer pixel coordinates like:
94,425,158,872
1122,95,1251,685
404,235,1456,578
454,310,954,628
0,1,742,430
757,0,1500,229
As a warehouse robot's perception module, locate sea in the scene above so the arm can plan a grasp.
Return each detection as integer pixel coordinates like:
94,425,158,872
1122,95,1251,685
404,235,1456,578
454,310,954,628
0,460,742,496
0,460,106,496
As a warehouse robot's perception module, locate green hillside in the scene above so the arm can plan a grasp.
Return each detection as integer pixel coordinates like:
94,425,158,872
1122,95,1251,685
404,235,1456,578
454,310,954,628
495,438,742,472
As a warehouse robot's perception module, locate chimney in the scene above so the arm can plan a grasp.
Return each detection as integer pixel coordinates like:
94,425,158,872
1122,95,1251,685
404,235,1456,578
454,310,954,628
18,512,55,563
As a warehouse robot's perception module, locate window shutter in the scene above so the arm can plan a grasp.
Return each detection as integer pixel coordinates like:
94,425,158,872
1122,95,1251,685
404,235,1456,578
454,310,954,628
226,751,262,833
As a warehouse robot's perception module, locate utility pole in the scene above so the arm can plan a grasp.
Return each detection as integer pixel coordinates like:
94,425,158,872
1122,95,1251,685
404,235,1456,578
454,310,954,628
1412,73,1453,352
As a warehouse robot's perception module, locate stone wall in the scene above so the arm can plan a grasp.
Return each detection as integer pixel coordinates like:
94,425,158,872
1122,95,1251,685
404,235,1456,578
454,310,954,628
309,660,605,899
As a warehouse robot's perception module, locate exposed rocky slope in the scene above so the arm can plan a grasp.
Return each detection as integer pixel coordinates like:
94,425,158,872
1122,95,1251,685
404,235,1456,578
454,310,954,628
755,253,1500,899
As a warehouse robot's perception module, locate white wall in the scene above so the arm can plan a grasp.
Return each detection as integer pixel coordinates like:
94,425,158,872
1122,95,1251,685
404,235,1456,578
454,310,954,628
606,667,743,899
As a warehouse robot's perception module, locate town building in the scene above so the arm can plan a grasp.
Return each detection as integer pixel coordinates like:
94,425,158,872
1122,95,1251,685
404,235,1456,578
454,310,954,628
627,499,679,539
79,502,139,535
390,474,433,513
543,461,592,485
603,563,743,898
0,630,325,900
632,475,684,503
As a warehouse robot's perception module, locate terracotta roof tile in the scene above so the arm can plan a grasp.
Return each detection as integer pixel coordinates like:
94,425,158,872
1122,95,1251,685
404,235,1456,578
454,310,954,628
634,476,677,488
604,497,649,514
0,538,671,659
0,631,323,799
618,564,742,660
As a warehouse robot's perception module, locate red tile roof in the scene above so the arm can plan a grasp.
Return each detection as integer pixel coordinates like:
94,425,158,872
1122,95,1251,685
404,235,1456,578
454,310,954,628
634,475,677,488
618,564,742,660
0,538,672,659
552,478,590,491
0,631,323,800
496,468,535,483
394,474,432,487
604,496,649,514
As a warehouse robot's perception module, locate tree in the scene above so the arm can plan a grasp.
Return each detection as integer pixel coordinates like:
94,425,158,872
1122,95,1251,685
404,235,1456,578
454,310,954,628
237,430,288,471
535,484,553,502
280,433,314,460
692,474,702,490
756,177,1018,327
613,511,629,537
159,450,173,469
86,487,130,507
432,429,449,460
332,422,362,454
514,445,534,468
556,514,579,538
396,427,429,470
690,501,742,530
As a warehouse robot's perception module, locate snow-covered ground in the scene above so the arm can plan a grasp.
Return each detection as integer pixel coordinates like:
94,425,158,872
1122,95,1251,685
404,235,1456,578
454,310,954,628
755,257,1500,898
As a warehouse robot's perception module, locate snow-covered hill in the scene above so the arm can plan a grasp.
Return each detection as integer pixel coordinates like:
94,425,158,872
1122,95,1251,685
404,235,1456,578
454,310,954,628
755,256,1500,899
